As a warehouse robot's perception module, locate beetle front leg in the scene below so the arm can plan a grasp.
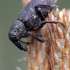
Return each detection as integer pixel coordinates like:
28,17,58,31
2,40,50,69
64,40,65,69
33,20,64,31
32,21,49,30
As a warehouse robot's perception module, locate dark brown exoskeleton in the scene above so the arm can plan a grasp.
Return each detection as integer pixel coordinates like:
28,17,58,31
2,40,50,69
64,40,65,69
8,0,63,51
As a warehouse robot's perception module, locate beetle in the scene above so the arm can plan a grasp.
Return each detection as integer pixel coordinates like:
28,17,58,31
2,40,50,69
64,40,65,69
8,0,63,51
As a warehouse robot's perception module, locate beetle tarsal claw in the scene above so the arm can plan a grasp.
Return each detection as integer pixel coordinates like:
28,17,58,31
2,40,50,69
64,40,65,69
44,21,64,25
58,22,64,25
57,21,64,25
34,35,45,42
36,34,45,37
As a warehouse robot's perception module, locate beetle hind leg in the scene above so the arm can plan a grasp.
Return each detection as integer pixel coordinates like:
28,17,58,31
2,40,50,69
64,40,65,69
8,34,28,51
33,35,45,42
27,32,45,42
8,20,30,51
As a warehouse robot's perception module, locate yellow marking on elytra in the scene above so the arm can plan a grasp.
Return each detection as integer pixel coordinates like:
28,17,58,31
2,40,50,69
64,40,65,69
20,29,22,31
32,14,37,18
42,0,44,1
30,7,35,12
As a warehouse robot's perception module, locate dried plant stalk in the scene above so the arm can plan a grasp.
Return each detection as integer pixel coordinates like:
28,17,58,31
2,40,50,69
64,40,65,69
22,0,70,70
26,10,70,70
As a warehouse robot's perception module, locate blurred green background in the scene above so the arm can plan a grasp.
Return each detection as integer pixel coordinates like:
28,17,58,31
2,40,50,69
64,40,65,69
0,0,70,70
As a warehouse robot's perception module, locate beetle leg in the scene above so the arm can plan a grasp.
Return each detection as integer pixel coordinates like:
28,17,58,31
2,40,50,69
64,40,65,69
32,21,46,30
27,32,45,42
8,20,30,51
30,20,63,42
35,34,45,37
44,21,64,25
33,20,64,31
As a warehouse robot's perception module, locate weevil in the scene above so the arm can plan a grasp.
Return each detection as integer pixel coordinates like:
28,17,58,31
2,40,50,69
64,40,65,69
8,0,63,51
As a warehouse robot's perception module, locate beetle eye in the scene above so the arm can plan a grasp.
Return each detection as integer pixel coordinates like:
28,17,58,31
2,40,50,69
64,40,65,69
38,8,41,10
